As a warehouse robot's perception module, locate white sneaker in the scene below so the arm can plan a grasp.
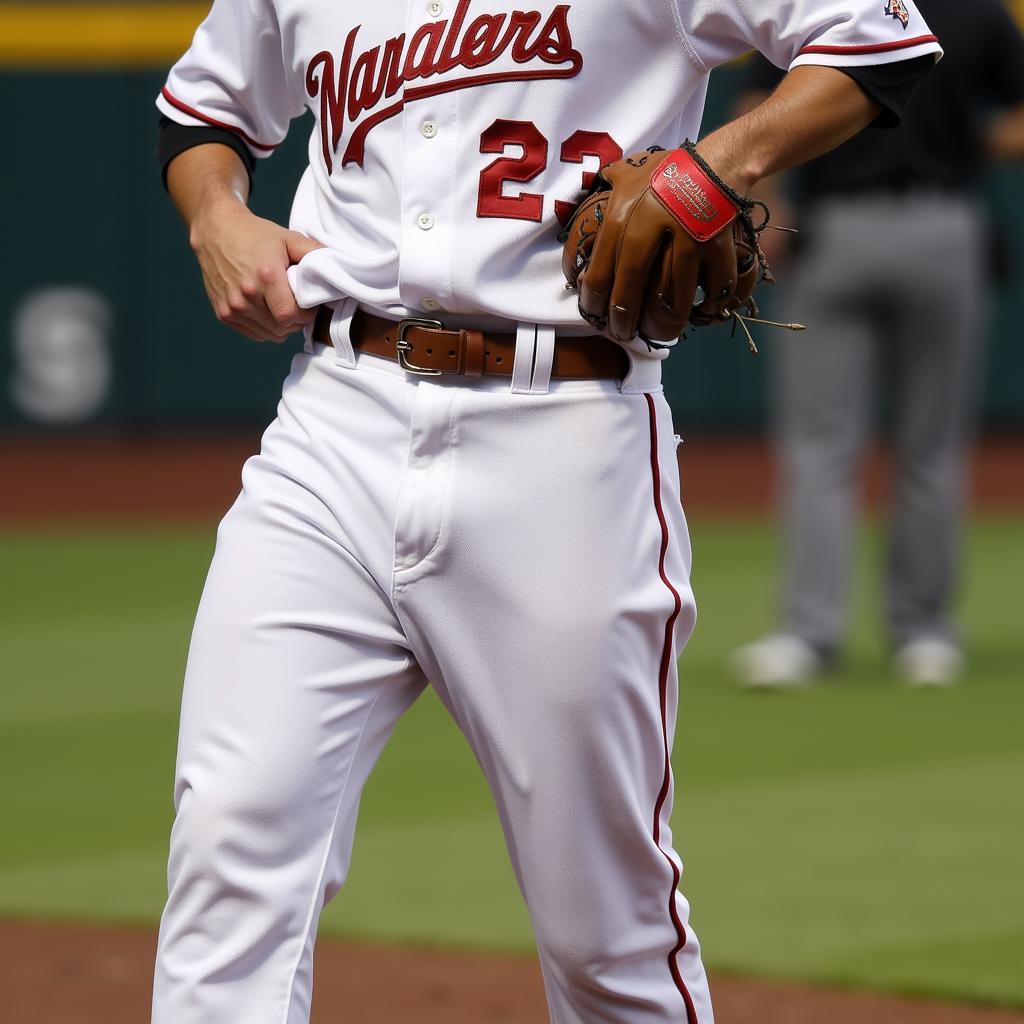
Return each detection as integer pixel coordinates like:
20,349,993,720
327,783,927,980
729,633,824,689
895,637,963,687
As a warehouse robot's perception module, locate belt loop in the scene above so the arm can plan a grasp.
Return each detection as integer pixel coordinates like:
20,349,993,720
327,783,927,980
329,298,358,367
461,330,485,377
511,323,537,394
529,325,555,394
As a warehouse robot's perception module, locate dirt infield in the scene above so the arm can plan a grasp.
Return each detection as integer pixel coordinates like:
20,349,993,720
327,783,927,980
1,434,1022,524
4,919,1022,1024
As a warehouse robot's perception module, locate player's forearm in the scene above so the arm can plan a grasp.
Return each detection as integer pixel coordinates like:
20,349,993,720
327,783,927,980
697,65,881,193
165,142,252,236
163,141,321,342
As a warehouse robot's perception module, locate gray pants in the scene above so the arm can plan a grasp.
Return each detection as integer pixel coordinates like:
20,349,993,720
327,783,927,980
774,194,986,654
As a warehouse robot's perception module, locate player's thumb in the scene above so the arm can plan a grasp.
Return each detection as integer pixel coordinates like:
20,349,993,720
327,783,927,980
284,231,325,265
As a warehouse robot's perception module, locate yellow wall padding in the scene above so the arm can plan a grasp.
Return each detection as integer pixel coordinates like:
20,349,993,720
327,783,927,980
0,4,210,68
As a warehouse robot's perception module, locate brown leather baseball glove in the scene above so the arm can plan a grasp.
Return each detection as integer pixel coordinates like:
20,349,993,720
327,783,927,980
559,142,775,349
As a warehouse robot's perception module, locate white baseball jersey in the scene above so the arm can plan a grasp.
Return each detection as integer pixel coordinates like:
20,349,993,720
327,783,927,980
158,0,939,337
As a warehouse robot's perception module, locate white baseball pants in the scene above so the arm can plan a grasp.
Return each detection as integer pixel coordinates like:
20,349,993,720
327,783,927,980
151,325,713,1024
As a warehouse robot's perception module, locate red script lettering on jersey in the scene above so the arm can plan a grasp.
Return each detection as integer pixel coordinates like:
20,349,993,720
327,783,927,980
305,1,583,172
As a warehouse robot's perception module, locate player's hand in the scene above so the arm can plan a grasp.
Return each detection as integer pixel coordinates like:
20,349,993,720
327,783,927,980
189,198,324,343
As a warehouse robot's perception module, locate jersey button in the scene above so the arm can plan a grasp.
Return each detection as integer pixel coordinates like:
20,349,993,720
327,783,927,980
428,1,443,16
421,298,442,312
417,213,436,231
420,121,438,139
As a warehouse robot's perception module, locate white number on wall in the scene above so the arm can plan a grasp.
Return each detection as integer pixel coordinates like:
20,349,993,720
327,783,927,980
10,287,113,423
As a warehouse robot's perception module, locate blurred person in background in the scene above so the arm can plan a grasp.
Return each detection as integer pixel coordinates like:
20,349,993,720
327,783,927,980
730,0,1024,688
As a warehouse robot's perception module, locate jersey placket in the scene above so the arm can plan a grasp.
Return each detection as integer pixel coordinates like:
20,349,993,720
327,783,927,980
397,3,460,318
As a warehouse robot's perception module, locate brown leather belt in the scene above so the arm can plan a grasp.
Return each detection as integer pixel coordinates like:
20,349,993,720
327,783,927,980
313,308,629,380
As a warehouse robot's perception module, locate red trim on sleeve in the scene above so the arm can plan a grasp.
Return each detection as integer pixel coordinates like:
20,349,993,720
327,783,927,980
160,87,277,153
798,34,939,57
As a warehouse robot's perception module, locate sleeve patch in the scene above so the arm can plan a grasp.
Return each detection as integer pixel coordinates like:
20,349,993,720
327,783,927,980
884,2,911,30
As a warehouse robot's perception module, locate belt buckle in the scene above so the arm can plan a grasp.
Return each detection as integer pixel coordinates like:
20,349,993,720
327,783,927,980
396,318,444,376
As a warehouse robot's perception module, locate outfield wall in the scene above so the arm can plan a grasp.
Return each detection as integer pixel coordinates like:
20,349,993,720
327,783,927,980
2,2,1023,431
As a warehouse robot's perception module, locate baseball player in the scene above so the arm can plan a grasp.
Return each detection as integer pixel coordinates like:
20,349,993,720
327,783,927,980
152,2,939,1021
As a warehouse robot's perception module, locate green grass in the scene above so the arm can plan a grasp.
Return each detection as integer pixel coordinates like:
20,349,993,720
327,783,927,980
0,519,1022,1007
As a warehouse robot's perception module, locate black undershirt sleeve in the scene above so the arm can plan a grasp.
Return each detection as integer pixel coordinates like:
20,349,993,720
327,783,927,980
738,53,935,128
157,116,257,192
840,56,935,128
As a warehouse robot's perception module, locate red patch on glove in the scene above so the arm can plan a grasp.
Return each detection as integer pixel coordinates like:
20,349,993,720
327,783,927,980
649,149,739,242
